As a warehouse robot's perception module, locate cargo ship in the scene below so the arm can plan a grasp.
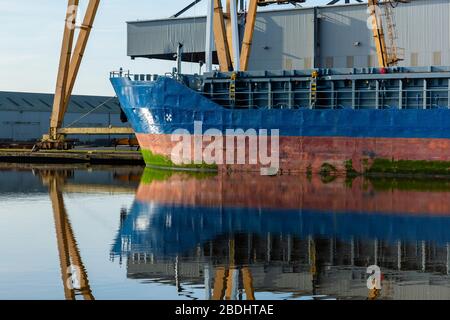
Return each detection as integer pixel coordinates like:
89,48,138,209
111,66,450,174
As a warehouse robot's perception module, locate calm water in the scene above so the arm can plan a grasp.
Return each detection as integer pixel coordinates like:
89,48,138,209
1,165,450,300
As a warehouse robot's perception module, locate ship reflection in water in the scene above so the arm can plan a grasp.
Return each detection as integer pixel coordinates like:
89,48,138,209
111,170,450,300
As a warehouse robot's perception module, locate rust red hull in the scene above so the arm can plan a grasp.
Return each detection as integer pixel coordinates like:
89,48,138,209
137,133,450,174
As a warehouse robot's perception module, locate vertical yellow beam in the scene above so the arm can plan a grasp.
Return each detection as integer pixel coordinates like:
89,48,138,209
62,0,101,116
241,267,255,300
225,0,234,65
368,0,389,68
225,269,234,300
213,0,233,71
229,239,235,266
212,267,227,300
49,176,94,300
225,239,236,299
309,238,317,276
49,178,75,300
50,0,79,140
240,0,258,71
64,216,95,300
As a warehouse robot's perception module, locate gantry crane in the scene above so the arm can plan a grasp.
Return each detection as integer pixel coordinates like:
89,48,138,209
41,0,133,150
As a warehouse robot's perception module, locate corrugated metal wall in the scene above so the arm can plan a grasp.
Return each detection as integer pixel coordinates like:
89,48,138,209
318,4,374,68
0,92,129,143
395,0,450,67
128,17,209,59
248,9,314,70
127,0,450,70
0,111,128,142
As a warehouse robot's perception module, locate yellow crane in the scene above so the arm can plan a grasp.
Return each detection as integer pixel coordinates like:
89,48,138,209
41,0,133,150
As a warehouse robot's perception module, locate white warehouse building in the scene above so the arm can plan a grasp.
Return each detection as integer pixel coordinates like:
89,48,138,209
126,0,450,70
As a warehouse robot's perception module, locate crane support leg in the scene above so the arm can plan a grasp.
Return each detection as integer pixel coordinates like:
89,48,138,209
213,0,233,71
225,0,234,65
240,0,258,71
50,0,79,141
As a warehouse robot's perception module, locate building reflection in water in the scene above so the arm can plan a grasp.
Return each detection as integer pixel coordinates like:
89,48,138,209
111,170,450,300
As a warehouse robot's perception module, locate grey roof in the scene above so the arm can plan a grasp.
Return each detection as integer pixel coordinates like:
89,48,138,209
0,91,121,114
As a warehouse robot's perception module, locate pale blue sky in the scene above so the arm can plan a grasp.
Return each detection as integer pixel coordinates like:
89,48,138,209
1,0,346,96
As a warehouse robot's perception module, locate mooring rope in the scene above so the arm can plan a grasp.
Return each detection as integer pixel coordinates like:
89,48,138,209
64,96,117,129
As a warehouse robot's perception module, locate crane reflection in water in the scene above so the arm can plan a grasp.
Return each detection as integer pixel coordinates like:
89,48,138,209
36,165,142,300
110,169,450,300
40,169,95,300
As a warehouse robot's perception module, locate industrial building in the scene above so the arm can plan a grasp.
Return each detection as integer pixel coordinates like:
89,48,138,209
0,91,128,143
127,0,450,70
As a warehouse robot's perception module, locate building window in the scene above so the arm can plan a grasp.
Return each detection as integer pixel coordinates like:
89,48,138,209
285,58,293,70
304,57,312,69
346,56,354,68
433,52,442,66
410,53,418,67
368,55,377,67
325,57,334,68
